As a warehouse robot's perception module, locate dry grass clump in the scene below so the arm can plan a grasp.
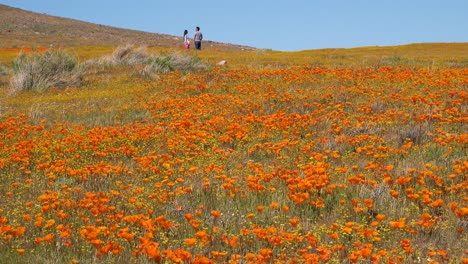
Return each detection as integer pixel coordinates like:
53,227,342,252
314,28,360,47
140,52,210,78
86,46,209,78
9,49,85,93
97,45,151,66
87,45,209,78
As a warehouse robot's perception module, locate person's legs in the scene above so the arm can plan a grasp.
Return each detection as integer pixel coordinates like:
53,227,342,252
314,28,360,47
195,41,201,50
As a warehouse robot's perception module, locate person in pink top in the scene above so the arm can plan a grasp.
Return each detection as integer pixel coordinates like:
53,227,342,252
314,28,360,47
183,29,190,49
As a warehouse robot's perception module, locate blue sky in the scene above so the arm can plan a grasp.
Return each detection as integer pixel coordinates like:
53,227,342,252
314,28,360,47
1,0,467,51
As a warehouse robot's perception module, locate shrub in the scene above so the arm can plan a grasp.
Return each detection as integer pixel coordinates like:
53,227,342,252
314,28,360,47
0,63,8,76
86,46,210,78
141,52,210,78
9,50,85,93
99,45,151,66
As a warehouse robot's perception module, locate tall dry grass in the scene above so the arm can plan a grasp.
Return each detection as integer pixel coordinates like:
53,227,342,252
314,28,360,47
9,49,85,93
87,45,210,78
95,45,151,66
141,52,210,77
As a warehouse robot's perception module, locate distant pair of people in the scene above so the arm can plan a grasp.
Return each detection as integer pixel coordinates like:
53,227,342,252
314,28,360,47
183,27,203,50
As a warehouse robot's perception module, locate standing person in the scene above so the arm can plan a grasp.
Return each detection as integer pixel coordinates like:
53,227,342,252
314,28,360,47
183,29,190,49
194,26,203,50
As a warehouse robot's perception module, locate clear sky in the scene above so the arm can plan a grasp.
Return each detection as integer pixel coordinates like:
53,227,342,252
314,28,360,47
1,0,467,51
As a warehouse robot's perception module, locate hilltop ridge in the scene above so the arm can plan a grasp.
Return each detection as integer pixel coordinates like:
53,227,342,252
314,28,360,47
0,4,254,50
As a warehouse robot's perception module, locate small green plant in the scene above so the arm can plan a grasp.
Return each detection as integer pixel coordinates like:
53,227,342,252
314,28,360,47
141,52,210,78
379,56,404,66
145,56,174,74
9,49,85,93
0,62,8,74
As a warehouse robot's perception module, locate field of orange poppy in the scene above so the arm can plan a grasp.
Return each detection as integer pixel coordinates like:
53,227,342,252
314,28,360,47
0,44,467,263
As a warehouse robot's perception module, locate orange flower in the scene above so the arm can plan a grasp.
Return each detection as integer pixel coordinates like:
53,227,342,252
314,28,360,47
343,227,352,234
228,236,238,247
376,214,385,221
185,238,197,247
211,210,221,220
45,219,55,229
330,233,339,240
35,219,43,228
256,206,264,213
259,248,272,258
43,233,54,243
430,199,443,208
389,190,399,198
363,199,373,209
195,230,208,239
184,213,193,221
23,214,31,222
400,239,412,253
389,218,406,229
189,220,200,230
245,253,256,260
289,218,300,227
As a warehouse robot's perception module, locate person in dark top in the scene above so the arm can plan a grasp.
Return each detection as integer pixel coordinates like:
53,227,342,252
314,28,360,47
194,26,203,50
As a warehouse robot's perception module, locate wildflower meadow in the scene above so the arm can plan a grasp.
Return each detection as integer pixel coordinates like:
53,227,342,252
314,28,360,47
0,45,467,263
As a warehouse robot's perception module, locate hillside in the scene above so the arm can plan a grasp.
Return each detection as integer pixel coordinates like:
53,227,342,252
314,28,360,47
0,4,253,50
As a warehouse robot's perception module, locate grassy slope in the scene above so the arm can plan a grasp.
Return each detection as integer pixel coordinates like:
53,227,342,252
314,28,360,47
266,43,468,68
0,4,253,51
